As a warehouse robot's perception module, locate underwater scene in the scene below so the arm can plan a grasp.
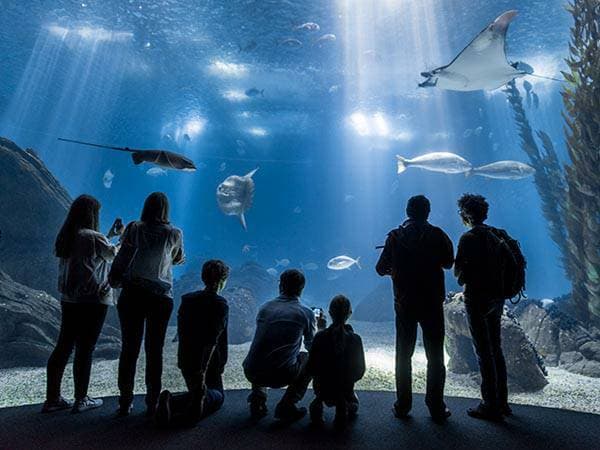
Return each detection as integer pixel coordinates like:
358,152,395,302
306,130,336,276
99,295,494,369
1,0,599,414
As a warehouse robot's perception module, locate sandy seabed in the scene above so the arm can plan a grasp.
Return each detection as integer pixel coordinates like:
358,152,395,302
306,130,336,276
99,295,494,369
1,321,599,414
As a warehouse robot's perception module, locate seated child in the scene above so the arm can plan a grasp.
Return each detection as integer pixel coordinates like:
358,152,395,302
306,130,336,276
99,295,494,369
155,259,230,427
306,295,366,428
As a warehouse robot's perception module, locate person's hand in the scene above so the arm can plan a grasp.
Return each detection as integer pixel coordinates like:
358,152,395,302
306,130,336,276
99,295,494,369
317,311,327,330
107,218,124,239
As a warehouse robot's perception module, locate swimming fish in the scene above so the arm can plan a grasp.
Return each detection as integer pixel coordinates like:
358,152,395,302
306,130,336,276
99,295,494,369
146,167,167,177
301,262,319,271
463,129,473,138
469,160,535,179
103,169,114,188
280,38,303,47
276,258,290,267
266,268,278,277
344,194,355,203
219,162,227,172
216,168,259,230
242,244,255,254
245,87,264,97
295,22,320,31
327,255,361,271
58,138,197,171
315,33,336,46
396,152,472,174
293,206,302,214
474,126,483,136
418,11,533,91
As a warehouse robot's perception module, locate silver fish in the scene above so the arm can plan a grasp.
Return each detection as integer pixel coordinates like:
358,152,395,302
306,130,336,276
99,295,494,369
295,22,320,31
327,255,361,271
280,38,303,47
102,169,114,188
146,167,167,177
396,152,472,174
470,160,535,179
315,33,336,45
216,168,258,230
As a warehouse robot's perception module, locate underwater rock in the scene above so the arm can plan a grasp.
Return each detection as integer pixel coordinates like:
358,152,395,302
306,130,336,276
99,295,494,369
221,286,257,345
444,295,548,391
0,271,120,368
353,282,395,322
0,138,71,297
514,301,600,378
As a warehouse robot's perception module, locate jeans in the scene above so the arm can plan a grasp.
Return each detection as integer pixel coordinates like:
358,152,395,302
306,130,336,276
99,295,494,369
46,302,108,401
166,369,225,426
394,301,446,415
117,285,173,409
466,300,508,411
246,351,311,407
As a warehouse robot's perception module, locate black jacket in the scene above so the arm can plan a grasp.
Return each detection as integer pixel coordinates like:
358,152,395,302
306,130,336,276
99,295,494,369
306,324,365,400
376,219,454,304
455,224,505,302
177,290,228,377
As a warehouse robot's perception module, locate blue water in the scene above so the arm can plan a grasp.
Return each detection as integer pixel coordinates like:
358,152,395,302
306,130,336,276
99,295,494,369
0,0,572,304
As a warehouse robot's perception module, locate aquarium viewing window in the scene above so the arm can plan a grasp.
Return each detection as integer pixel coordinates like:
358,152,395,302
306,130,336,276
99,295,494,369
0,0,599,448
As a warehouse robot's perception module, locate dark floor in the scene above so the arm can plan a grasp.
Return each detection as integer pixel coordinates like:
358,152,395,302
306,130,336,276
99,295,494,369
0,390,598,450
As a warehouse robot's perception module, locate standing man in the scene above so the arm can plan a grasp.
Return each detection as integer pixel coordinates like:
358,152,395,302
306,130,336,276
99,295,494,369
243,269,326,422
376,195,454,422
455,193,520,421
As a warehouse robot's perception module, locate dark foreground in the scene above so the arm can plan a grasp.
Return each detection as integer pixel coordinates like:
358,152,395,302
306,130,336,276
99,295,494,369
0,390,597,450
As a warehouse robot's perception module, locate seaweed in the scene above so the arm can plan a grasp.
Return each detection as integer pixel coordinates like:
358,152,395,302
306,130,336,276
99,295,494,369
561,0,600,325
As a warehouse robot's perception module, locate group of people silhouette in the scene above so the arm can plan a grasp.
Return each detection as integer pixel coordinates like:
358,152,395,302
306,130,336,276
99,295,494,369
43,191,523,429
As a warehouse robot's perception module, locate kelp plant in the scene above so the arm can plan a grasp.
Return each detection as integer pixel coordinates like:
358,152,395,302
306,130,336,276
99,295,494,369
561,0,600,325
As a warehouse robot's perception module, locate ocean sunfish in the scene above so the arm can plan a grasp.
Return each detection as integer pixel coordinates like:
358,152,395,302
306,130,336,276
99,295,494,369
58,138,196,171
396,152,472,174
419,10,533,91
216,168,258,230
470,161,535,179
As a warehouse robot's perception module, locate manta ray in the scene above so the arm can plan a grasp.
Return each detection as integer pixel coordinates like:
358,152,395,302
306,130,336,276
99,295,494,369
58,138,196,171
419,10,533,91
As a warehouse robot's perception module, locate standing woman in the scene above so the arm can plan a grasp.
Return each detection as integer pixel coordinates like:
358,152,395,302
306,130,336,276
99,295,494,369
43,195,121,414
114,192,185,417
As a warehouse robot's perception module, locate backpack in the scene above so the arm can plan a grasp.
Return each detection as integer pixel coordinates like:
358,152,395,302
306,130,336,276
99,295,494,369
485,227,527,304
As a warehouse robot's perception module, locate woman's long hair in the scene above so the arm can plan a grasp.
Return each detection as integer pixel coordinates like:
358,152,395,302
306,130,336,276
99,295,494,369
141,192,170,224
55,194,101,258
329,295,352,355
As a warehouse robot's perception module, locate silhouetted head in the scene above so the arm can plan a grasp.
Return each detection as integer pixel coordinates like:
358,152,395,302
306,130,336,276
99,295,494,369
141,192,170,224
279,269,306,298
329,295,352,325
202,259,230,292
55,194,100,258
458,193,489,226
406,195,431,221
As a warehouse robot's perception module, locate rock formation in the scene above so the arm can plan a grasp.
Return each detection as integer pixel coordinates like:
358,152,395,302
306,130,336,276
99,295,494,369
444,295,548,392
353,281,394,322
0,138,71,297
514,300,600,377
0,270,120,368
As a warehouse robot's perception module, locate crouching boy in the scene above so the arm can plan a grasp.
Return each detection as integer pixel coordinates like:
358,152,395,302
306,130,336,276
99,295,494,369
156,260,230,427
307,295,366,428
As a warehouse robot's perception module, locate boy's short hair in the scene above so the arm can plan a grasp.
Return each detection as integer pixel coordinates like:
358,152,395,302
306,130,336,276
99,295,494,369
201,260,230,287
406,195,431,221
458,193,489,225
279,269,305,297
329,295,352,323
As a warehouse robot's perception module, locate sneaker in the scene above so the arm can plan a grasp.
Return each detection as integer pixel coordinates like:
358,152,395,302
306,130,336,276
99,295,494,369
467,404,504,422
116,404,133,417
72,396,103,413
393,402,410,419
274,403,307,423
430,407,452,423
309,399,324,426
500,404,513,416
249,398,268,419
155,390,172,426
41,397,73,413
